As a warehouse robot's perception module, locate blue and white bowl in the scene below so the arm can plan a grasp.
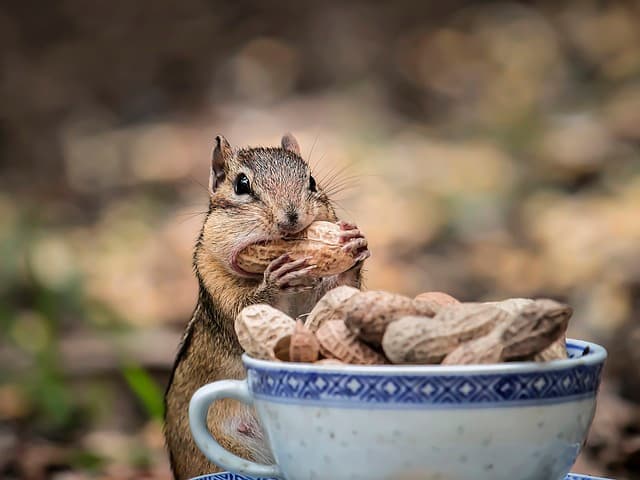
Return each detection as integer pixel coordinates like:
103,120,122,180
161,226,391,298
190,474,613,480
189,339,606,480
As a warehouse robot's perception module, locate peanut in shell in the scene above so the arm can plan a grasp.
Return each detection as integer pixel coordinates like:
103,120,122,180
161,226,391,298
344,291,437,346
289,319,320,363
501,299,571,360
382,304,507,364
236,221,357,277
305,286,360,333
273,334,292,362
316,320,386,365
442,299,572,365
441,332,504,365
414,291,460,314
533,337,568,361
485,298,535,316
235,304,296,360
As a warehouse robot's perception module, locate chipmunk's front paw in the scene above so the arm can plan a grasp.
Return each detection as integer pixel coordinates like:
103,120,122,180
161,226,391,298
338,220,371,264
263,253,320,294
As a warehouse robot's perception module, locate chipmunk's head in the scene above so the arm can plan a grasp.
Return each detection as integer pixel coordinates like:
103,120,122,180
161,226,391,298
196,133,337,279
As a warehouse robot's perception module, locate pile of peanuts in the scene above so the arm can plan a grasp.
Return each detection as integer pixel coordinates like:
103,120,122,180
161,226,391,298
234,287,572,366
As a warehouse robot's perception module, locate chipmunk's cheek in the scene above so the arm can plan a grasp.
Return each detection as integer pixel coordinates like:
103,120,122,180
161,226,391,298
313,207,334,222
299,212,315,230
229,247,265,279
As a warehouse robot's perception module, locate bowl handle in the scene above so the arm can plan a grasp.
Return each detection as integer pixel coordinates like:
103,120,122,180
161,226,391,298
189,379,282,479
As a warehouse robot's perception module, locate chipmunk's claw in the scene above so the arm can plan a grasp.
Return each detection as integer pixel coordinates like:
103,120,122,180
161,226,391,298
337,220,370,265
263,254,319,293
338,220,358,231
342,237,368,253
355,249,371,263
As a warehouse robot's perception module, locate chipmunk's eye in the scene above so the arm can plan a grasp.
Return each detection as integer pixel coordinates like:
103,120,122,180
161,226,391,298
234,173,251,195
309,175,317,193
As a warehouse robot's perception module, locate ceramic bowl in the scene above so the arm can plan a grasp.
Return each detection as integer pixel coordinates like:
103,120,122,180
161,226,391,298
190,474,614,480
189,339,606,480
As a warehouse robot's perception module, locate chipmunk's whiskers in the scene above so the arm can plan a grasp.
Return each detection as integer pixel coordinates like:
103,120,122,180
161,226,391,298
176,210,209,224
323,175,362,198
186,175,211,194
317,164,348,188
307,134,320,171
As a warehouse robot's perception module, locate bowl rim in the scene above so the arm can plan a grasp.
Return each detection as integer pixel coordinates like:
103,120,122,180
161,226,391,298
242,338,606,375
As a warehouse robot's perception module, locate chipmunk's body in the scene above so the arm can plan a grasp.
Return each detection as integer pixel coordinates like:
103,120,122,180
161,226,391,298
164,134,370,479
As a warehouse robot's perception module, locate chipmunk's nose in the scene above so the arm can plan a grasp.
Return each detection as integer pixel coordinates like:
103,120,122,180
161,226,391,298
278,207,302,234
286,211,298,225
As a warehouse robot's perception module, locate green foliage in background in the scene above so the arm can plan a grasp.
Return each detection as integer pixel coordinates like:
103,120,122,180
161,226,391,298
122,363,165,422
0,204,164,441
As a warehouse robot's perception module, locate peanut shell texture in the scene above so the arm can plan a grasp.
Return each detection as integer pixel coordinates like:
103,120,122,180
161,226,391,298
485,298,535,316
414,291,460,314
305,286,360,333
344,291,437,346
316,320,387,365
235,304,296,360
500,299,571,360
289,319,320,363
382,304,508,364
533,337,568,361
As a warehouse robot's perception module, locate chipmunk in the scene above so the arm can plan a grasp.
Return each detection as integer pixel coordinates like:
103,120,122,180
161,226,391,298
164,133,370,480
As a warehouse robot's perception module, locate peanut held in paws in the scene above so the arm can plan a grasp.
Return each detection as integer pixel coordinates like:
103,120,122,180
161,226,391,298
236,221,358,277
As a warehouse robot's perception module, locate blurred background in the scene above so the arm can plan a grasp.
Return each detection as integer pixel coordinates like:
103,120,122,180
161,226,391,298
1,0,640,479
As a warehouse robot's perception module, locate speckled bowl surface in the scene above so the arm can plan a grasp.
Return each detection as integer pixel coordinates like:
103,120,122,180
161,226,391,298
189,339,606,480
190,474,614,480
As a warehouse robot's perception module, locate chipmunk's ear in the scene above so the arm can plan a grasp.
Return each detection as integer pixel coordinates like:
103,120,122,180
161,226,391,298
210,135,231,194
281,133,301,156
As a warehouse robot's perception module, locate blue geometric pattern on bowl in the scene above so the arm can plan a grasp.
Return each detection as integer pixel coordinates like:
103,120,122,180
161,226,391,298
247,342,603,408
190,473,613,480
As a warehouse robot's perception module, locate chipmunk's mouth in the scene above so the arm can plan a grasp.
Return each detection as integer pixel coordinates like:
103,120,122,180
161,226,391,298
228,218,316,279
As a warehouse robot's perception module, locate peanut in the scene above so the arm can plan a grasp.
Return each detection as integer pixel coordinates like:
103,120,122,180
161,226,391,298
485,298,535,316
238,290,573,367
344,291,437,346
273,334,292,362
316,320,387,365
305,286,360,333
501,299,571,360
442,299,571,364
533,337,568,361
414,291,460,314
382,304,507,364
236,221,357,277
441,333,504,365
235,304,296,360
289,319,320,363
